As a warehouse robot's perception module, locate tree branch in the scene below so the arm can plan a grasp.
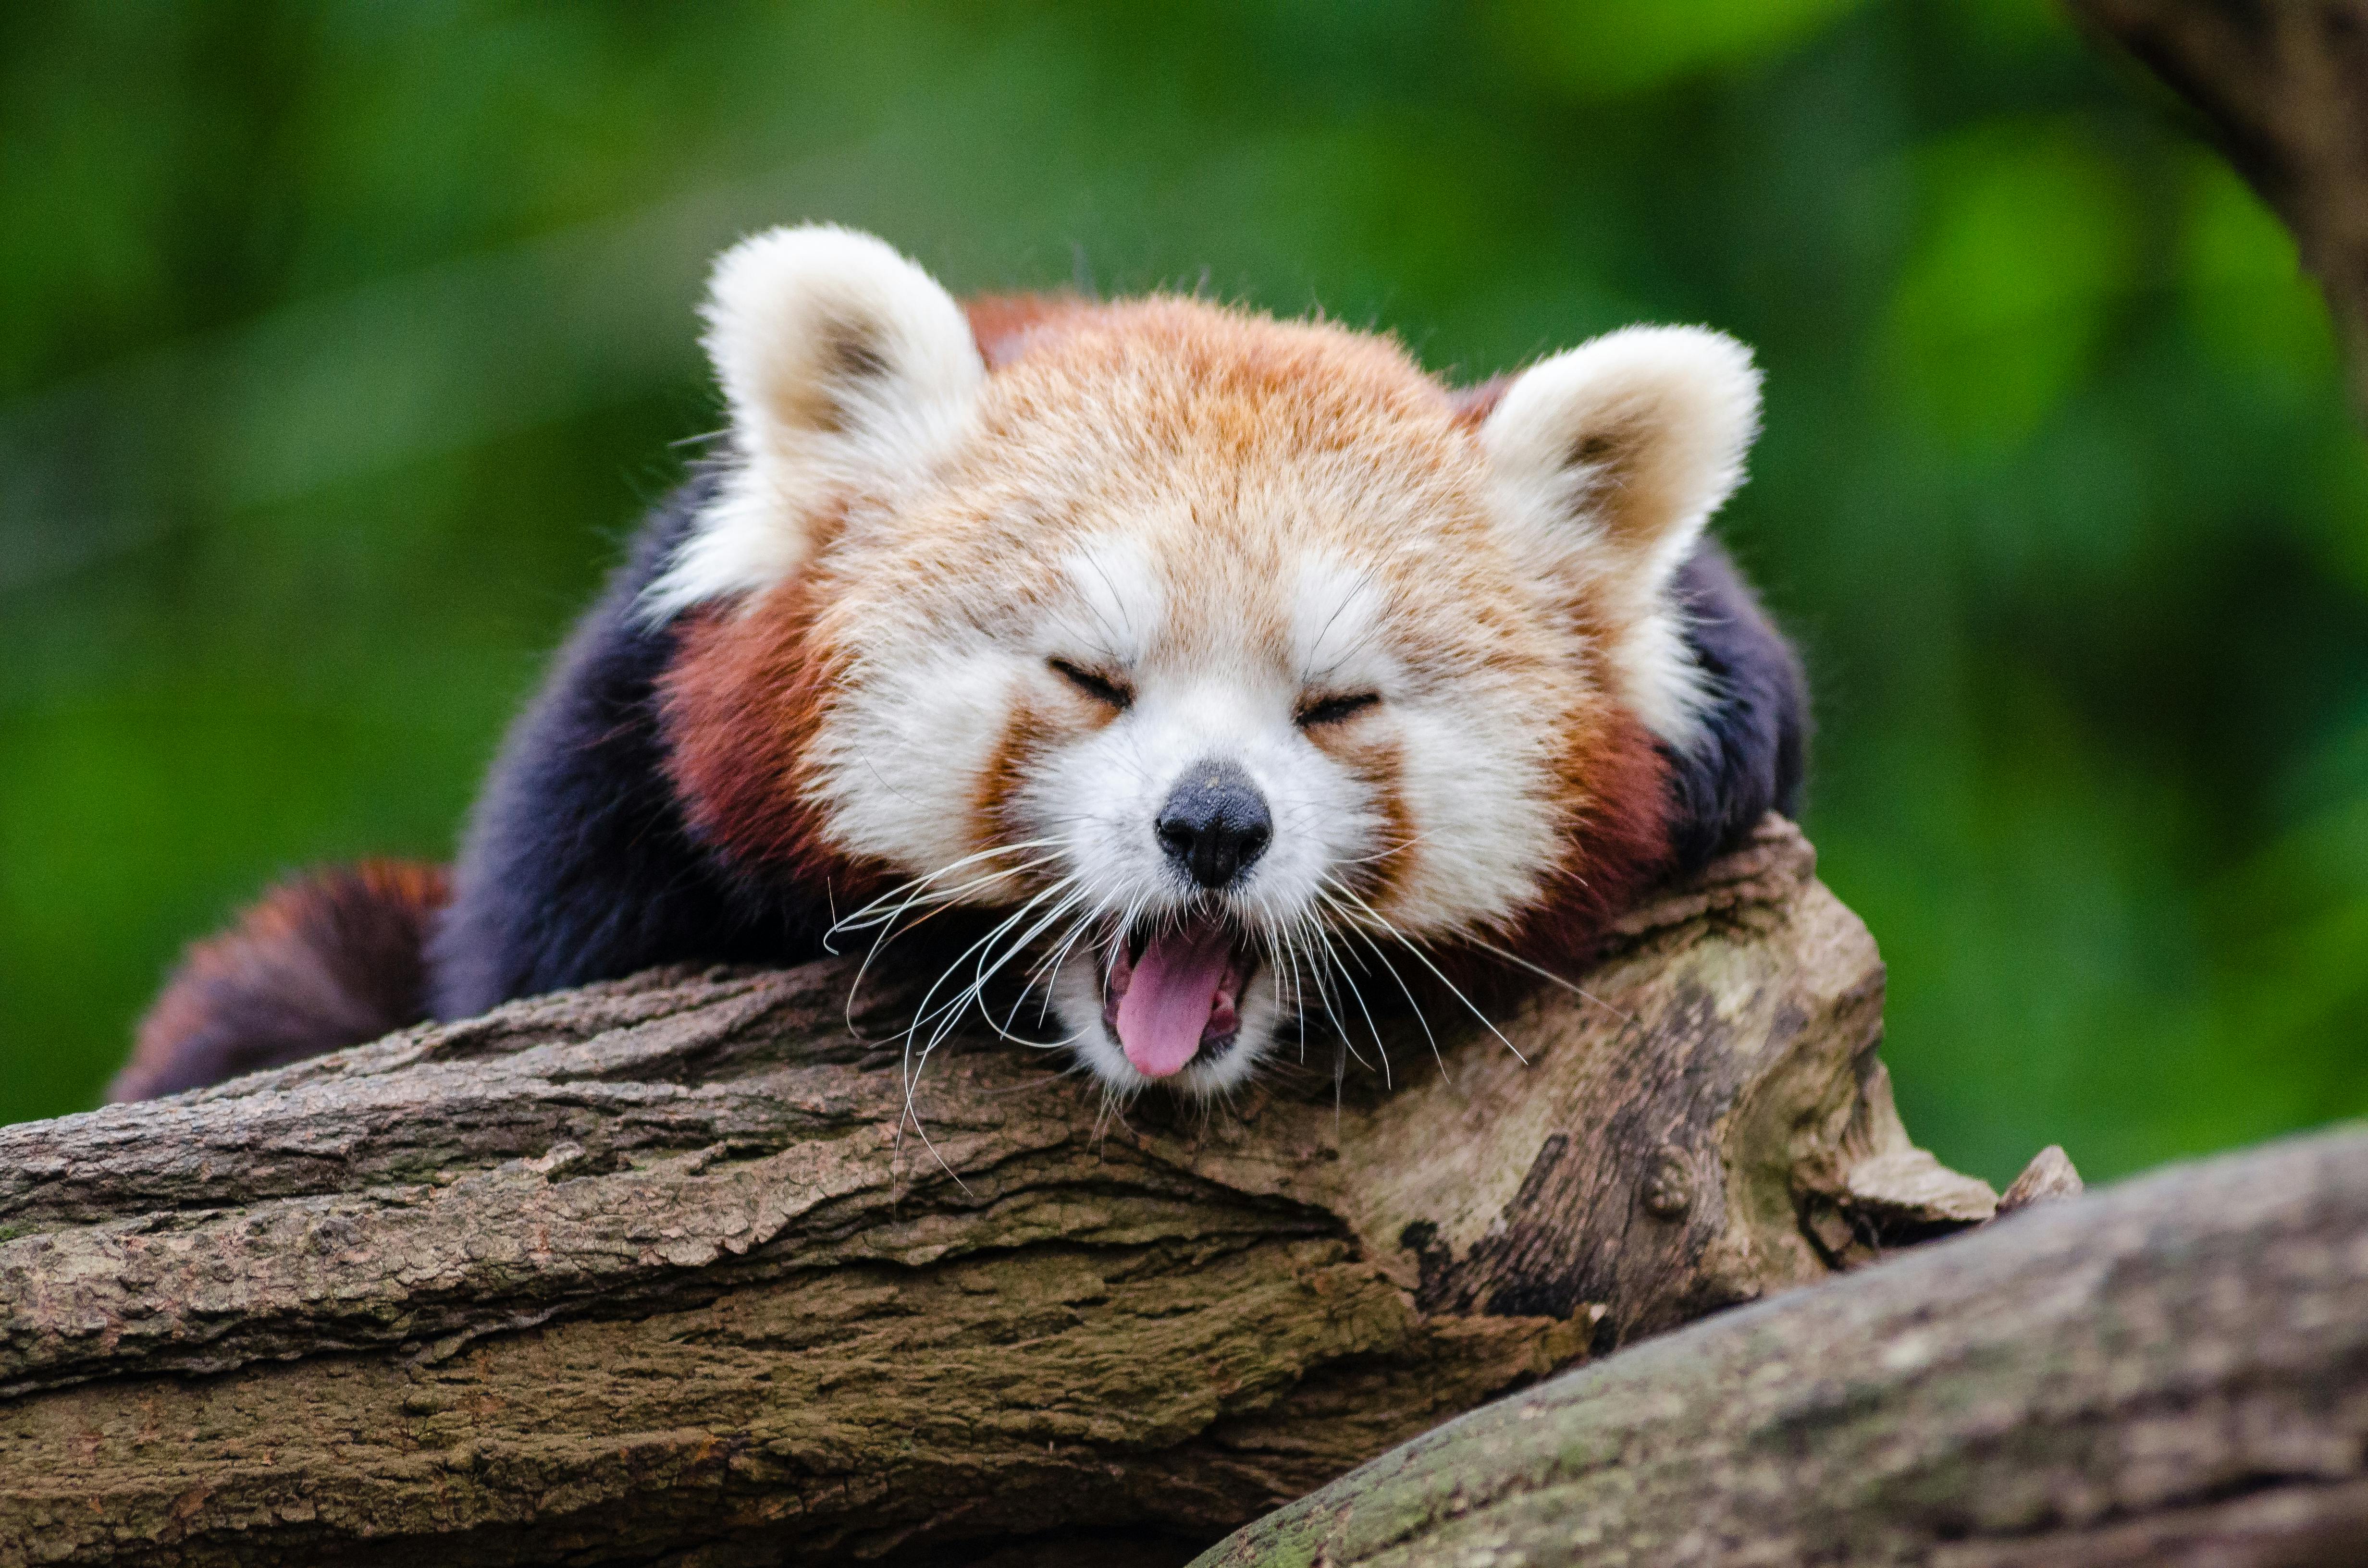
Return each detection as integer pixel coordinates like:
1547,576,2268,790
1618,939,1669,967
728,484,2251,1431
1194,1124,2368,1566
1,820,1991,1565
2067,0,2368,411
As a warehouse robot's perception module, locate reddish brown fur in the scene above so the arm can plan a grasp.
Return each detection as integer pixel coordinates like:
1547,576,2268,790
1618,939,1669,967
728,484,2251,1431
122,272,1768,1102
965,292,1095,370
973,696,1056,862
1446,374,1511,429
660,577,890,907
1520,709,1676,968
1311,726,1420,912
1412,713,1673,1015
118,860,450,1102
1456,362,1677,971
992,302,1673,982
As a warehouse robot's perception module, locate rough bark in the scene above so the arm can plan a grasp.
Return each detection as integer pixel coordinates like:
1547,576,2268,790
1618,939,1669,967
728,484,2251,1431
0,820,1991,1566
1194,1123,2368,1567
2067,0,2368,411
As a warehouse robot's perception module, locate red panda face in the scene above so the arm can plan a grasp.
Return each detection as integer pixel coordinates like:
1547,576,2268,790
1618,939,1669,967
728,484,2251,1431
657,228,1761,1099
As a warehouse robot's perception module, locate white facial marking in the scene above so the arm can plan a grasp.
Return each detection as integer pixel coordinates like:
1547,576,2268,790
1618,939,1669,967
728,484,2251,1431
1292,556,1387,690
967,548,1418,1097
1053,535,1162,668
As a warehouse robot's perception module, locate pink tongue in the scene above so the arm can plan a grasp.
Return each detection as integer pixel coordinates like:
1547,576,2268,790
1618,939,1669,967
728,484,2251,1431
1114,918,1234,1078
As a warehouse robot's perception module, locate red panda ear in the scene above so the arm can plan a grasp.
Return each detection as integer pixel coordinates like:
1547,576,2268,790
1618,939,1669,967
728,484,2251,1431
1480,326,1759,596
1480,326,1762,742
644,225,987,619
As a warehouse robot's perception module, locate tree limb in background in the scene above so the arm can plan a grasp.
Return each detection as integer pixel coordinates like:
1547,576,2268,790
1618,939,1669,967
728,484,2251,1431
1194,1125,2368,1567
0,820,1991,1566
2068,0,2368,410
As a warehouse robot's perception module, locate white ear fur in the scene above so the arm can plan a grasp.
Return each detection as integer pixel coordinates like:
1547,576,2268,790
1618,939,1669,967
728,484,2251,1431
644,225,986,619
1480,325,1762,744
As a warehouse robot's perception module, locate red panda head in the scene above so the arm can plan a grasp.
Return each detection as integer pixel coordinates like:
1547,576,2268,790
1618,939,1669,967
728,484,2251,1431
657,226,1763,1097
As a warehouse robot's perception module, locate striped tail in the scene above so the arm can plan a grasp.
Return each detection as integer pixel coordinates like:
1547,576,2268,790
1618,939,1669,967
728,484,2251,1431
113,861,451,1102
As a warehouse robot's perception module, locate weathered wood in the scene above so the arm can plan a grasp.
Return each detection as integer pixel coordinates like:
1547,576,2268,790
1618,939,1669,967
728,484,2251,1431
1997,1142,2084,1213
2068,0,2368,412
1194,1124,2368,1567
0,820,1987,1565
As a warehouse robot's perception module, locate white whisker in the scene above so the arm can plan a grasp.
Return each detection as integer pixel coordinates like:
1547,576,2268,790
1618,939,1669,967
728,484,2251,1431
1322,879,1528,1067
1453,931,1633,1023
1322,901,1446,1083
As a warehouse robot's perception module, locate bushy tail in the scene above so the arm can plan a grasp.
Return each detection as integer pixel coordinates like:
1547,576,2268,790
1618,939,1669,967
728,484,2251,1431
113,861,451,1102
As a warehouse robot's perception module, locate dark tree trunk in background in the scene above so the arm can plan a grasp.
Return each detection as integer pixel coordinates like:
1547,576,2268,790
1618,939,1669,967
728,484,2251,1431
2069,0,2368,412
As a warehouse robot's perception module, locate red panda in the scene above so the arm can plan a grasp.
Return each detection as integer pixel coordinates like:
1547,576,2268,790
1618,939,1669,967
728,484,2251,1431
113,226,1804,1104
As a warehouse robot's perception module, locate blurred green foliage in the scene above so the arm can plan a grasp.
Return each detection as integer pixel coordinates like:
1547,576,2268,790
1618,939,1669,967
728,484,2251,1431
2,0,2361,1185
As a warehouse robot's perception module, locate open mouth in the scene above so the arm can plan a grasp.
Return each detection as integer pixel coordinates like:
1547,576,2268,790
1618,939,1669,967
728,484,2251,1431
1100,912,1259,1079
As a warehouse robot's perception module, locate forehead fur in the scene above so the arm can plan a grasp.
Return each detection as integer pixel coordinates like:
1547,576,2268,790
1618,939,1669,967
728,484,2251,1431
966,298,1477,558
812,299,1563,677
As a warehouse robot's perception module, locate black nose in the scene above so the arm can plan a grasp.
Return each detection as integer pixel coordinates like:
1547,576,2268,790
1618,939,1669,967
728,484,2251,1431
1156,760,1273,890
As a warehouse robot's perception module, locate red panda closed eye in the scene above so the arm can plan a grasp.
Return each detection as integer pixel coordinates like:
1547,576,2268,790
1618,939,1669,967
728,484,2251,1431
123,225,1805,1103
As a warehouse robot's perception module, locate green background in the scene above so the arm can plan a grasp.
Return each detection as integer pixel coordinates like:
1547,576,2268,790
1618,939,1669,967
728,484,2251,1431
3,0,2363,1188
